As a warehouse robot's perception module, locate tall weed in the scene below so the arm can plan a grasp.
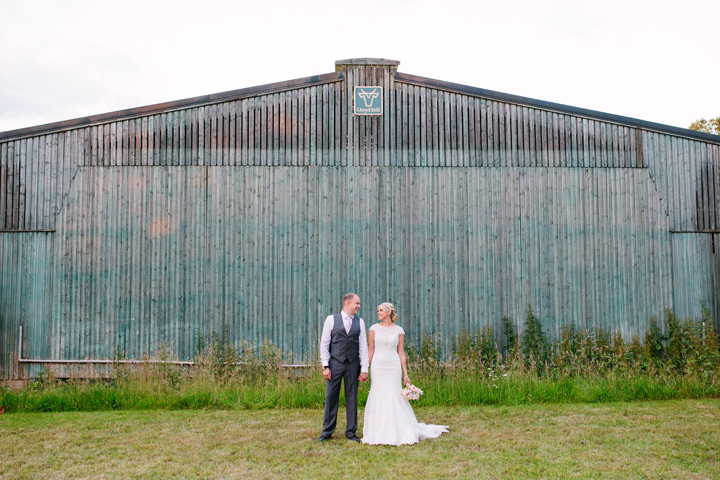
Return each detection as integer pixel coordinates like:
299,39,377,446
2,305,718,413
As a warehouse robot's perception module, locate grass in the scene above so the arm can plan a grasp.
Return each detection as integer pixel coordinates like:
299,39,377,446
2,369,718,413
1,400,719,479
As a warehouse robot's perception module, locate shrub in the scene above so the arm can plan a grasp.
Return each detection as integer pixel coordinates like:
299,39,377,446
520,305,551,373
453,325,497,371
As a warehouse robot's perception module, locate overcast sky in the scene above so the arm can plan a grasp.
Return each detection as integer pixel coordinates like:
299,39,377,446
1,0,718,133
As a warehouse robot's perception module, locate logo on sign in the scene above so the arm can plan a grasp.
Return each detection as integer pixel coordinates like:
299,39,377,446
354,86,383,115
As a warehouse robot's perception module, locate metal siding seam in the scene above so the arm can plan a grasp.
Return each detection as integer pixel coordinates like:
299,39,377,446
245,98,254,166
681,139,693,231
577,118,592,167
414,85,422,167
611,124,619,168
292,90,299,167
48,134,59,227
687,139,699,231
217,103,225,166
344,69,353,167
388,73,397,167
508,104,517,167
707,144,717,231
23,138,34,230
707,145,720,229
277,92,285,166
237,100,246,166
568,116,577,168
400,82,408,167
450,94,458,167
169,110,178,166
540,110,549,168
409,84,417,167
1,143,8,229
487,100,495,167
228,102,236,166
321,84,329,167
670,137,682,230
177,113,186,166
525,107,535,167
13,140,22,229
430,89,438,167
423,87,431,168
126,119,135,167
292,93,302,166
37,137,49,229
317,86,325,166
550,113,559,168
467,97,477,167
581,119,590,168
137,117,145,167
479,99,488,167
34,136,46,228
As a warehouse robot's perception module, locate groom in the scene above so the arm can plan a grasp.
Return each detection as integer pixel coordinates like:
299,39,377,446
317,293,369,442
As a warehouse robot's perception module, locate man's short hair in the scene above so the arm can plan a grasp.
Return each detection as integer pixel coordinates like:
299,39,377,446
343,293,358,304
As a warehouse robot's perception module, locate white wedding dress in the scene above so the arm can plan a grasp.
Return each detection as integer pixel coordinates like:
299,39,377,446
362,324,449,446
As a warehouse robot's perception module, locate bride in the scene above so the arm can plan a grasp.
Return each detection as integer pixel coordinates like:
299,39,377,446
361,302,449,446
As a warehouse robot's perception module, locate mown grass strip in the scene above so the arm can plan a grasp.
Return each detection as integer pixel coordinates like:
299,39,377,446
1,400,718,479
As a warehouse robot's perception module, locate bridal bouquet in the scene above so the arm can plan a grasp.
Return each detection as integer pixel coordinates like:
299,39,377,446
402,384,423,401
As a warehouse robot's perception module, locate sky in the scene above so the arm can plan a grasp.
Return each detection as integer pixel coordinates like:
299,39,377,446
1,0,718,133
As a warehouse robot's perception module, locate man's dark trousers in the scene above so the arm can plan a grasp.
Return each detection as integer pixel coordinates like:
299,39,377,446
321,356,360,438
321,313,361,439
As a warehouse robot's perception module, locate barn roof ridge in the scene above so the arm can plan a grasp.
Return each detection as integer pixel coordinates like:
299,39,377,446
1,60,718,144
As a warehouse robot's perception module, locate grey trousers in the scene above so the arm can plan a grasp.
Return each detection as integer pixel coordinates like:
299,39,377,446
321,356,360,438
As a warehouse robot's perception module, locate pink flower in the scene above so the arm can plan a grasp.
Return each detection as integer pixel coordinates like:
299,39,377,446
402,384,424,401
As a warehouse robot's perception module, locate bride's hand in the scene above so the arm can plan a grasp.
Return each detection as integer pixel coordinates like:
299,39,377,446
404,375,411,387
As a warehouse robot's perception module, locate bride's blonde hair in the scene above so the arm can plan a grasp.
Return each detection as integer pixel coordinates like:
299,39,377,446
378,302,397,323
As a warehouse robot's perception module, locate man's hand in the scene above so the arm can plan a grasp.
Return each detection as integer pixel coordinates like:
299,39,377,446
323,367,332,381
359,372,369,382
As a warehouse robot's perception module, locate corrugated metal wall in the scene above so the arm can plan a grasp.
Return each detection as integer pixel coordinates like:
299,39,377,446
0,133,80,231
0,233,54,377
1,59,719,379
643,132,720,232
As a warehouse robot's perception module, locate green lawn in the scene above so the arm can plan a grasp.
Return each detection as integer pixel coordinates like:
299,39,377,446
1,400,719,479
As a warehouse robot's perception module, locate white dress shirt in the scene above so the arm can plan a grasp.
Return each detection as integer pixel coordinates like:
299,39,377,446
320,312,369,373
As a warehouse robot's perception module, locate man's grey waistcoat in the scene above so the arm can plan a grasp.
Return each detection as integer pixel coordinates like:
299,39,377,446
329,313,360,363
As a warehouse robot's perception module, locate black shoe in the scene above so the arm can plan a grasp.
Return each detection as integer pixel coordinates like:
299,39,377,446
347,435,361,442
316,436,331,443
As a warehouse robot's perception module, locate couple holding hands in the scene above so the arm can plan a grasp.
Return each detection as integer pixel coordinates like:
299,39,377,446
318,293,449,446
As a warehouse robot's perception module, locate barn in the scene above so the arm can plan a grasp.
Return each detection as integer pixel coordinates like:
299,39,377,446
1,58,719,382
